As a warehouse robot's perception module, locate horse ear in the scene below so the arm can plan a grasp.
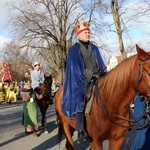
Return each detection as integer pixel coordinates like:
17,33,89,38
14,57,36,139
49,74,52,78
136,44,150,61
49,75,52,85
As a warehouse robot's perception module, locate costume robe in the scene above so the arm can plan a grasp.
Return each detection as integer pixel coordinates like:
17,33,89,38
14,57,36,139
131,95,150,150
62,43,106,118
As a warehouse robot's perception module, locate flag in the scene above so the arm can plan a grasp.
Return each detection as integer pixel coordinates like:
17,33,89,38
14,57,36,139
0,62,12,82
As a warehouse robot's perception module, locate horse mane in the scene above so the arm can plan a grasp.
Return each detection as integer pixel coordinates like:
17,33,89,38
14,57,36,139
100,55,138,101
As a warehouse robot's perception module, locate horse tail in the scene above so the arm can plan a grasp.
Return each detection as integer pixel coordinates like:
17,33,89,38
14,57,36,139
57,120,63,149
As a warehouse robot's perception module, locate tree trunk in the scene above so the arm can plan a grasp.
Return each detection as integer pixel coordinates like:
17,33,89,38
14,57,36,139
111,0,127,58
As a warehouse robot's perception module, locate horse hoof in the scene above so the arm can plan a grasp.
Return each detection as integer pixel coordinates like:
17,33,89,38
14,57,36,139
44,131,49,134
33,132,38,137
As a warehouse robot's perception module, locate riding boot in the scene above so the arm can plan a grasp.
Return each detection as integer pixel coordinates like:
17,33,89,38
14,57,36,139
77,130,88,143
75,112,88,143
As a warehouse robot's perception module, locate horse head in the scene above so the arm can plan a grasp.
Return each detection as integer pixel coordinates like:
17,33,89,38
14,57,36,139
39,75,52,97
136,44,150,101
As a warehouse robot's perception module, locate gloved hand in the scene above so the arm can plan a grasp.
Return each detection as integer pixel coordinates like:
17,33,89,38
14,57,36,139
39,82,42,86
92,72,99,80
91,68,107,80
38,80,43,86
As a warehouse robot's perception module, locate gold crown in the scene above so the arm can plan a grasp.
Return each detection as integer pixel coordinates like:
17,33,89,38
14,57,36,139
74,22,90,35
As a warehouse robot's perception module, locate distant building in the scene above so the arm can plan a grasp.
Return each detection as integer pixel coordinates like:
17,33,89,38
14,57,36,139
127,52,137,58
106,52,137,71
106,56,122,71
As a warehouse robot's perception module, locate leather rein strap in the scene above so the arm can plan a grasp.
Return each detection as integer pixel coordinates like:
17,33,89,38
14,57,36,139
137,59,150,98
95,59,150,129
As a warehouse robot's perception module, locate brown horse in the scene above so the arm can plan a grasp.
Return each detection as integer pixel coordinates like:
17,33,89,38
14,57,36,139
35,75,53,133
55,45,150,150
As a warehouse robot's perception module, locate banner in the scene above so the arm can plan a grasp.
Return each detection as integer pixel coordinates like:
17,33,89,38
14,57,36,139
0,62,12,82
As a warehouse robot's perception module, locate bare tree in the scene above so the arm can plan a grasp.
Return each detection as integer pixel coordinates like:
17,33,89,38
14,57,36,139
8,0,101,83
110,0,126,57
3,41,32,82
92,0,150,59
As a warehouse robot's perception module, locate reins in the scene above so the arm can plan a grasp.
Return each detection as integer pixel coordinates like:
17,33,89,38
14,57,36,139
95,81,150,129
40,80,52,98
94,59,150,129
137,59,150,98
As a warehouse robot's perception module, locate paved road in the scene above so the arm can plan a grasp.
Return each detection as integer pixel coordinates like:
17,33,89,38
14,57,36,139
0,101,134,150
0,101,92,150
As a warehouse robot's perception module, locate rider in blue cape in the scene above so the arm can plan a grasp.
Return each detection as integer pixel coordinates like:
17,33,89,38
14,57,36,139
131,95,150,150
62,22,107,143
121,95,150,150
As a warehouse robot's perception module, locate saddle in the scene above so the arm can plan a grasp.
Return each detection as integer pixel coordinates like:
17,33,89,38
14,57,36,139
84,80,96,116
84,68,107,115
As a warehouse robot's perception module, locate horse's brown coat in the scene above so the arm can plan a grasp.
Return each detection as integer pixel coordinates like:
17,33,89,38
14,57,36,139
35,75,53,130
55,45,150,150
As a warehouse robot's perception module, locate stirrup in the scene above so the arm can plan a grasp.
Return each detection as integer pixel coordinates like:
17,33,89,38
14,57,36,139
77,130,88,144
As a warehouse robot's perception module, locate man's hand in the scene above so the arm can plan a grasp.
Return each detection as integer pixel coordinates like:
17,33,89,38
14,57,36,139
92,72,99,79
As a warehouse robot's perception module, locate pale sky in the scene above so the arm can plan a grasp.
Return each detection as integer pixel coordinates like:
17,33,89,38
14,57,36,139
0,0,13,48
0,0,150,60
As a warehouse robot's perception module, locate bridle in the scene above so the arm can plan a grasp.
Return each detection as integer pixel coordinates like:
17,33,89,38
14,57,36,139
41,79,52,97
137,59,150,98
95,59,150,129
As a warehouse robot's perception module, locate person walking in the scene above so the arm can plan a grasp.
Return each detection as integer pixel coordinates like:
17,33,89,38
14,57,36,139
9,82,17,105
22,82,38,137
62,22,107,143
5,81,11,104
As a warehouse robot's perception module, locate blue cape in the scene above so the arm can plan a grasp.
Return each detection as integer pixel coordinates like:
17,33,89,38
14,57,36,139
122,95,150,150
131,95,150,150
62,43,106,118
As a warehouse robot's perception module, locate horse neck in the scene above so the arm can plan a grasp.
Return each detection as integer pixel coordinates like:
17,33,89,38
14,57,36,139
98,58,138,111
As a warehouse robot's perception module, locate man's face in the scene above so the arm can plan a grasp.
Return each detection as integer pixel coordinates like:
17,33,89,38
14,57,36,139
34,65,40,71
78,30,90,42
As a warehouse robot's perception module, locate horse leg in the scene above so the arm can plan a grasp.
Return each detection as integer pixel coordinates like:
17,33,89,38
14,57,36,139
43,116,48,134
90,138,103,150
40,108,45,126
109,136,125,150
40,107,48,133
44,105,49,133
63,124,75,150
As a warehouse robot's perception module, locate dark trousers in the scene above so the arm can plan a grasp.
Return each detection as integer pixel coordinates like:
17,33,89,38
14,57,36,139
75,112,84,131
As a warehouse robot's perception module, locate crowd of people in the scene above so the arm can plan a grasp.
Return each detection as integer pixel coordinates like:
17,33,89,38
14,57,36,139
22,61,60,137
0,61,60,137
0,81,24,105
